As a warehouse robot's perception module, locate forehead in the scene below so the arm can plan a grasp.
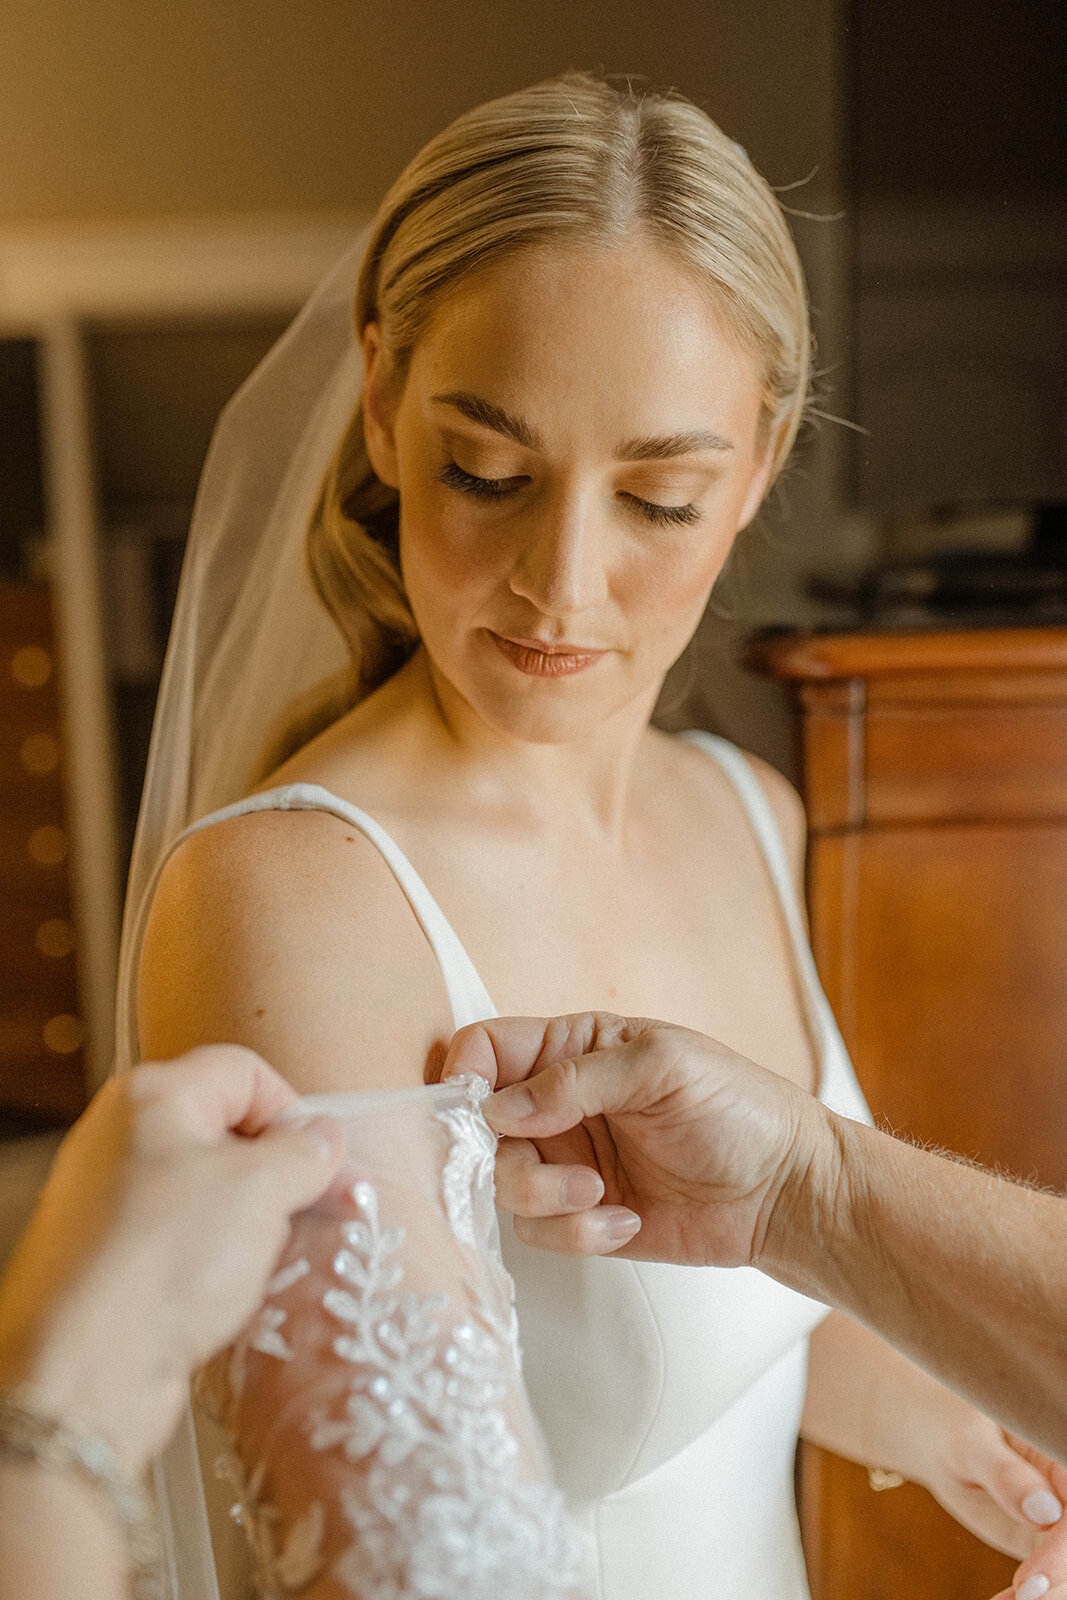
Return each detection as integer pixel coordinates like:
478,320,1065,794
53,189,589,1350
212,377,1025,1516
406,239,765,449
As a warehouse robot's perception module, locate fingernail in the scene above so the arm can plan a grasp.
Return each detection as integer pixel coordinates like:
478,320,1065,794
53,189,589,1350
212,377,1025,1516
486,1086,535,1126
1016,1575,1051,1600
1023,1490,1063,1525
302,1115,344,1164
601,1208,641,1246
562,1170,603,1209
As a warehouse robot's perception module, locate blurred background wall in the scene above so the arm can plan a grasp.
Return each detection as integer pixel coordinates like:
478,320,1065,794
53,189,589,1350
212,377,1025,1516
0,0,863,771
0,0,845,220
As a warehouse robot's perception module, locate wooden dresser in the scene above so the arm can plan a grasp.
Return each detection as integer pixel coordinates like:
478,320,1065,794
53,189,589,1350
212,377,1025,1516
0,579,87,1124
757,625,1067,1600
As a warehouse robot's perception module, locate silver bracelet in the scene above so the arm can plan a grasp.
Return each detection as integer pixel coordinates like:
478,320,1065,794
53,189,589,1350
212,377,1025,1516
0,1385,162,1599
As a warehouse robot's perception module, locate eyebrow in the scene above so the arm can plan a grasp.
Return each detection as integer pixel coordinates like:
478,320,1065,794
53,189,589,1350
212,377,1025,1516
615,429,734,461
432,391,543,451
431,390,734,460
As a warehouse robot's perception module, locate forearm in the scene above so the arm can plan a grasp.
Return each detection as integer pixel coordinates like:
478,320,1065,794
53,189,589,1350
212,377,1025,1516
763,1106,1067,1461
801,1309,952,1477
0,1461,129,1600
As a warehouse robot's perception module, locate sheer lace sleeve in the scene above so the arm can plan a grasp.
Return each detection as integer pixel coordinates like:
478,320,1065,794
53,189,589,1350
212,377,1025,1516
196,1075,585,1600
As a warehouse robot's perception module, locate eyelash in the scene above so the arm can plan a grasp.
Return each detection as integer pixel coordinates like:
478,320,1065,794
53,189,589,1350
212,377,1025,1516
436,461,701,527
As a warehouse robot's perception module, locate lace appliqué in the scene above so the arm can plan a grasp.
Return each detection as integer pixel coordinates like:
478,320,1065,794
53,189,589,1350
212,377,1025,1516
436,1074,493,1253
215,1451,327,1596
203,1077,582,1598
318,1182,578,1599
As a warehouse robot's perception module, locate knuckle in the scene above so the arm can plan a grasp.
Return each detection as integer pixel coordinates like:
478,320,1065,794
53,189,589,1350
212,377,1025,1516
495,1138,540,1212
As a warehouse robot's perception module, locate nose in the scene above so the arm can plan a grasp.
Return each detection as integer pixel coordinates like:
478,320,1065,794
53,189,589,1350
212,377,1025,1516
508,494,609,616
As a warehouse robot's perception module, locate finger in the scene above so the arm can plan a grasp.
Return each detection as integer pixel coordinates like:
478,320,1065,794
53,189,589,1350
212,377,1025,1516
128,1045,299,1141
232,1115,346,1214
1013,1578,1054,1600
485,1034,659,1138
443,1012,634,1093
512,1205,641,1257
980,1447,1065,1532
494,1137,604,1218
1012,1516,1067,1597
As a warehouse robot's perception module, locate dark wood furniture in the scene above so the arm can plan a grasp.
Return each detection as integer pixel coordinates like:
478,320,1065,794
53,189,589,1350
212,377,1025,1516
0,579,87,1123
758,625,1067,1600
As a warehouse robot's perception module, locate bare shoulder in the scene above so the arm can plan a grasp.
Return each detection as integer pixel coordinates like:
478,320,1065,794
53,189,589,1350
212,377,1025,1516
664,731,807,881
137,806,454,1094
739,751,808,880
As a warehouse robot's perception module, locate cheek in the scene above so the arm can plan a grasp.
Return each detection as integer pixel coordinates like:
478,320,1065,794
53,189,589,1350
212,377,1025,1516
397,485,502,619
638,527,738,616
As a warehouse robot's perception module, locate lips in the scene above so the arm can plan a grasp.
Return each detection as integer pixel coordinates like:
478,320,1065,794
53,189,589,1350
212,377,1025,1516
489,632,607,677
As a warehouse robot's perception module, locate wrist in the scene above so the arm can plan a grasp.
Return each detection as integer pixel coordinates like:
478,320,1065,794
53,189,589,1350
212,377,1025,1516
753,1093,858,1300
0,1382,162,1598
0,1304,170,1477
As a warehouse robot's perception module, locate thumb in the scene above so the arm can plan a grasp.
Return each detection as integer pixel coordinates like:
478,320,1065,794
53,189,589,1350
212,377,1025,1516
485,1042,647,1138
237,1114,346,1215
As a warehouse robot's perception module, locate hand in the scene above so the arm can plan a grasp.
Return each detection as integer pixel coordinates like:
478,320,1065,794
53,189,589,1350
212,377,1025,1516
442,1011,823,1265
0,1045,344,1472
911,1416,1063,1562
991,1451,1067,1599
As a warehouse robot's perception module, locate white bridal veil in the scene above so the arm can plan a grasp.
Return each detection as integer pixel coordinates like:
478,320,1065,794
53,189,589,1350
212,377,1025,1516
112,234,373,1599
115,226,370,1079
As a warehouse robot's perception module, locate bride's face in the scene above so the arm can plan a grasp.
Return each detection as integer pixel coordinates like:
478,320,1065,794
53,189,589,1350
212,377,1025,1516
363,237,776,744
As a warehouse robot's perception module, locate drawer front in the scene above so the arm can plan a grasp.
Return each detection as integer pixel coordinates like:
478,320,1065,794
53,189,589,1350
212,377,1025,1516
864,702,1067,824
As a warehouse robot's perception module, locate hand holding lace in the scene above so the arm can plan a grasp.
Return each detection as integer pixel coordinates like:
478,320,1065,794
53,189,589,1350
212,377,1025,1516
199,1076,585,1599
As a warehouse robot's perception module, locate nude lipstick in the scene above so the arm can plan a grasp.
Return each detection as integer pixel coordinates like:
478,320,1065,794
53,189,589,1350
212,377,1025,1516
490,633,607,677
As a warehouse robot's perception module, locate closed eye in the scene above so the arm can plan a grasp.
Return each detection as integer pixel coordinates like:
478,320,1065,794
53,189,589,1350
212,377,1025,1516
621,493,701,528
437,461,526,501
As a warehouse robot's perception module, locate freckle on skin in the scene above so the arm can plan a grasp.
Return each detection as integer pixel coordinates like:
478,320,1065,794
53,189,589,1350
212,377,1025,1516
254,1008,265,1018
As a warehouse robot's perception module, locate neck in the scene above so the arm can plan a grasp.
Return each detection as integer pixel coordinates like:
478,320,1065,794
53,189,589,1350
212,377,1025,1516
381,649,663,844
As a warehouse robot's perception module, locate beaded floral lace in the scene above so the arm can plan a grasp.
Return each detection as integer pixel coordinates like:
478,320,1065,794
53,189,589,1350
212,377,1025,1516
197,1076,584,1599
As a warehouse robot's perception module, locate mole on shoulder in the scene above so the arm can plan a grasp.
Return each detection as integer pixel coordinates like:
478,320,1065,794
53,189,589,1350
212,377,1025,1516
253,1007,266,1018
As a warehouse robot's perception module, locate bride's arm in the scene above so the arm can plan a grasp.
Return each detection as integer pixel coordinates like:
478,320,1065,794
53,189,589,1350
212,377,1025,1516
801,1313,1064,1559
138,806,454,1092
138,807,584,1600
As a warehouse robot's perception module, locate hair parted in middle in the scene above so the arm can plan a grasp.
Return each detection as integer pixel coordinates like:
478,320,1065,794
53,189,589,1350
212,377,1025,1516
306,69,812,713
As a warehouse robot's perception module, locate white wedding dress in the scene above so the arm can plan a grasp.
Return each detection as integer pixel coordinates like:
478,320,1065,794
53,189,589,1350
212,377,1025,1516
139,729,871,1600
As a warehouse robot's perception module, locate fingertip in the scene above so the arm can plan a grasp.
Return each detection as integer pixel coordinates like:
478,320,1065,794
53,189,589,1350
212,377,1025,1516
1022,1489,1064,1527
298,1115,345,1169
441,1022,498,1090
598,1207,642,1250
483,1084,535,1131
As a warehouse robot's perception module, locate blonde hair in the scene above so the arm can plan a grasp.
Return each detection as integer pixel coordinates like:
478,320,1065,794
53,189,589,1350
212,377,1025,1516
305,70,811,726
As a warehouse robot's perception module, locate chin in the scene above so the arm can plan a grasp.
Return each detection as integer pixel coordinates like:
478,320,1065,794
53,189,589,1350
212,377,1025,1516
464,675,646,746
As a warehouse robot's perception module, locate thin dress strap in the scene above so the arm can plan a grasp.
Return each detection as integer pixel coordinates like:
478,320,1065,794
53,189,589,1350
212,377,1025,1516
679,730,843,1099
133,784,498,1048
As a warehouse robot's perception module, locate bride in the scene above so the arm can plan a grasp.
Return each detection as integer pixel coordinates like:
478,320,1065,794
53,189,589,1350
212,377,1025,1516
120,71,1061,1599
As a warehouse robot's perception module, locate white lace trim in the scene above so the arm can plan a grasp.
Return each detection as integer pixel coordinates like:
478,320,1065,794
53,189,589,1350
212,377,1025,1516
203,1078,582,1598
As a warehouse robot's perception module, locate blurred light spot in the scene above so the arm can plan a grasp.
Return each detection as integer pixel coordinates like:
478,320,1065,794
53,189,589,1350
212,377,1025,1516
28,825,66,866
36,919,76,959
11,646,52,688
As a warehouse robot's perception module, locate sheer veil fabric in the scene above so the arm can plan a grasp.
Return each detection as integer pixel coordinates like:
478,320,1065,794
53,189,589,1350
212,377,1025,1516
115,230,370,1077
111,233,372,1600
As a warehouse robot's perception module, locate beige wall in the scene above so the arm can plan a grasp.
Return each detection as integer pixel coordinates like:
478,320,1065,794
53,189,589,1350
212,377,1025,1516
0,0,843,222
1,0,857,770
